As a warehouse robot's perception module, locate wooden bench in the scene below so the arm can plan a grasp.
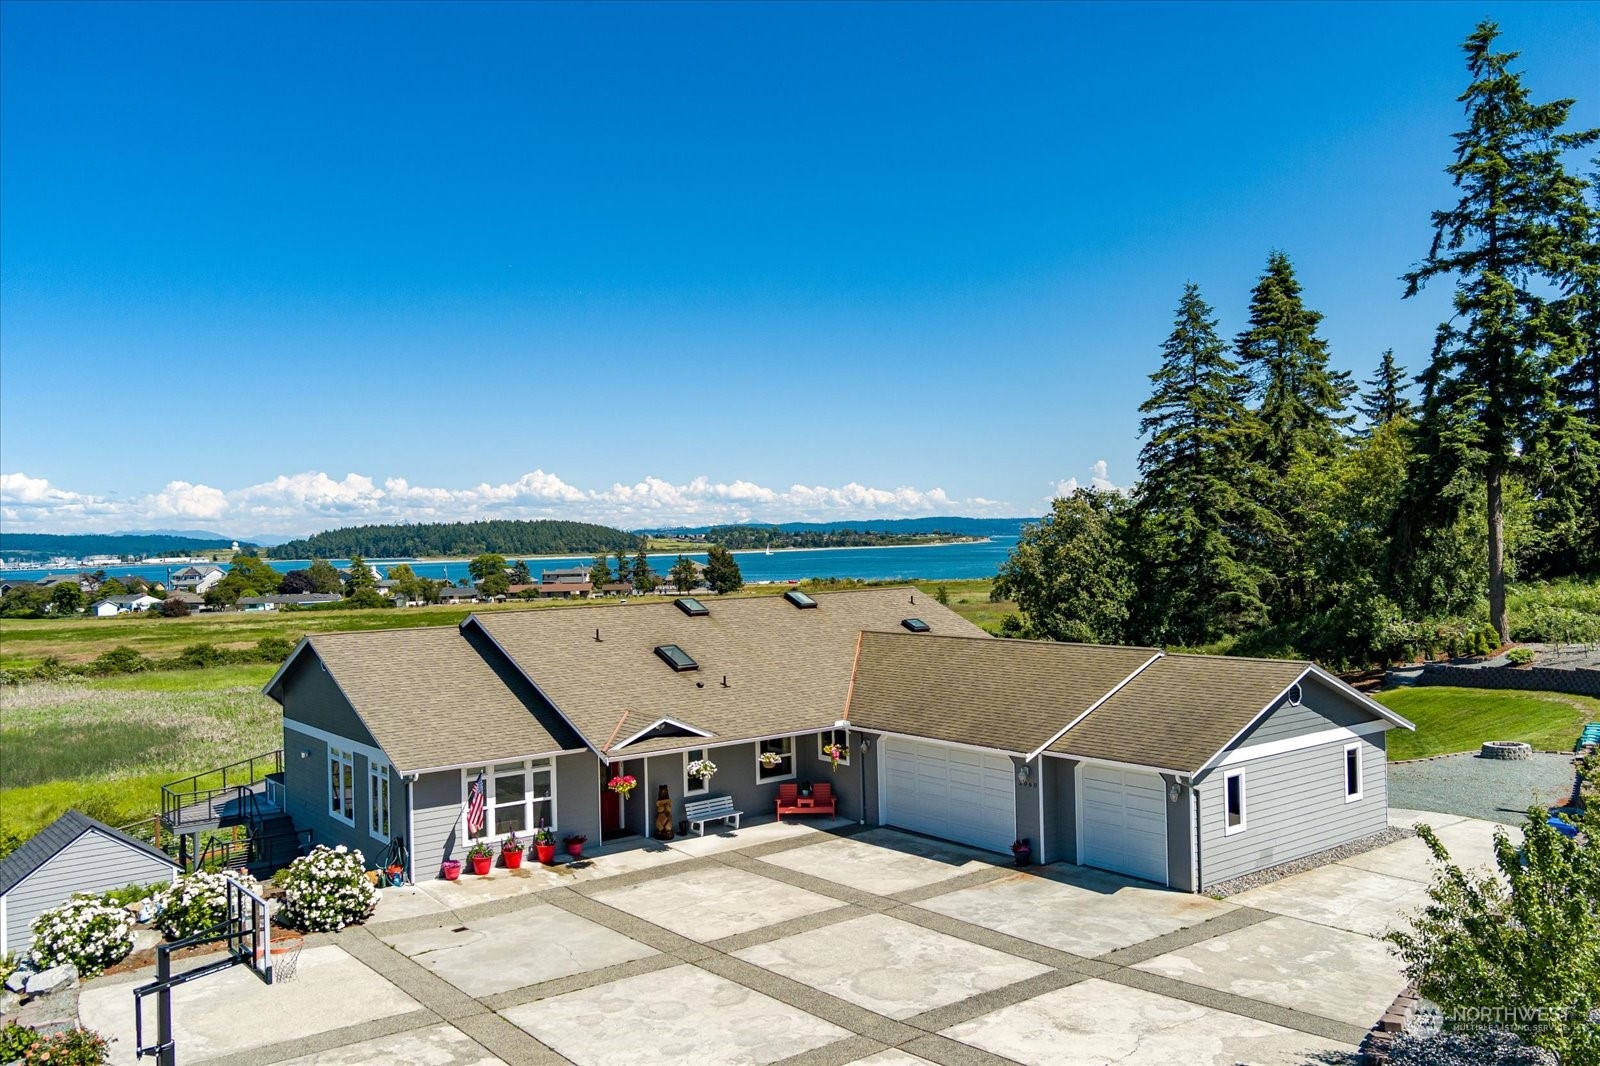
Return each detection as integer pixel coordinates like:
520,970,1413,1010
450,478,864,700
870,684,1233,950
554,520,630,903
685,795,742,836
776,782,836,820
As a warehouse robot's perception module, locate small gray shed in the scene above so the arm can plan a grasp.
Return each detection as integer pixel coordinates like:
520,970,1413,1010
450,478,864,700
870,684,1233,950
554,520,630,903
0,810,178,957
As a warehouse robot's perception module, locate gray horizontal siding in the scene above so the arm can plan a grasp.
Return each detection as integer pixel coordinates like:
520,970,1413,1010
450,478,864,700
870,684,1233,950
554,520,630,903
3,832,176,956
1197,732,1388,887
1042,756,1076,866
412,770,464,875
1232,675,1374,750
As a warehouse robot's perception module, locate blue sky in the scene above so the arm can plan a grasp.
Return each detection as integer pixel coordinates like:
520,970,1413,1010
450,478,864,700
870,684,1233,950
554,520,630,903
2,1,1597,536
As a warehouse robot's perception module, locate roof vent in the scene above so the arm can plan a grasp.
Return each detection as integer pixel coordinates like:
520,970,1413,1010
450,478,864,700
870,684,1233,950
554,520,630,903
784,590,818,609
901,618,931,633
655,644,699,671
674,597,709,617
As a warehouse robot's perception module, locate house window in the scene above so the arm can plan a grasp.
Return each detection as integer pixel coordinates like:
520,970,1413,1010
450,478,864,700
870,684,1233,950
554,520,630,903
1344,743,1363,802
369,760,391,841
462,760,554,841
1224,770,1246,835
817,729,850,767
685,748,710,796
756,737,794,782
329,747,355,826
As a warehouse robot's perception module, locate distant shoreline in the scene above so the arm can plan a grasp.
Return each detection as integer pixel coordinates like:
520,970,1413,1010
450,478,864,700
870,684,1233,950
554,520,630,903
344,536,992,565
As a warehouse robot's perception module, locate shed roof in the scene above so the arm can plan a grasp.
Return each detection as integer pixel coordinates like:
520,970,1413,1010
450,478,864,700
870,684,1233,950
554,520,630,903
0,811,177,897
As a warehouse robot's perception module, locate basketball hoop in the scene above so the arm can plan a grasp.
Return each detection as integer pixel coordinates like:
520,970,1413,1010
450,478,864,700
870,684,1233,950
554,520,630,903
263,930,305,983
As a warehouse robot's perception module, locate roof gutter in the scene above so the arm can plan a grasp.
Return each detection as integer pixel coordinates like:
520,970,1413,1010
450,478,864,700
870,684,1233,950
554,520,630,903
1026,650,1165,762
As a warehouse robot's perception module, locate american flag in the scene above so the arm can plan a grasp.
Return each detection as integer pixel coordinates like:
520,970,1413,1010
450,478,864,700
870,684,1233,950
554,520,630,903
466,772,486,836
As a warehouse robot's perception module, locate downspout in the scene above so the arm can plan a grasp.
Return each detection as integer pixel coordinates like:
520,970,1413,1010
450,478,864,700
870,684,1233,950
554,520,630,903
406,775,418,885
1191,783,1202,893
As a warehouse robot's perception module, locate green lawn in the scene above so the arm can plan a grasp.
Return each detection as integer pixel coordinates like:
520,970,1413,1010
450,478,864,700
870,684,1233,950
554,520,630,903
1374,686,1599,760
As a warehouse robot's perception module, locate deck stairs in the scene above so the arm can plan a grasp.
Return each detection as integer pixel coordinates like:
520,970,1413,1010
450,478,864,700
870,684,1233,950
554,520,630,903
158,751,310,875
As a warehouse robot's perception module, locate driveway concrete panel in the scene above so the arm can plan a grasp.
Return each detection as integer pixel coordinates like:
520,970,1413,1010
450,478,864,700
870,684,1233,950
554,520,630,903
1341,816,1513,882
271,1023,503,1065
758,830,995,896
733,913,1049,1020
380,907,658,997
1133,915,1405,1027
919,866,1236,957
847,1053,941,1066
940,978,1351,1066
500,963,850,1065
79,946,422,1065
1228,862,1432,937
371,885,453,923
590,864,844,942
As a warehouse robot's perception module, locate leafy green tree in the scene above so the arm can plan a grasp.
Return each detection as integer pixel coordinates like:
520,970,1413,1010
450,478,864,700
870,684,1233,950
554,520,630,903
343,554,377,597
632,548,657,593
205,552,283,606
1402,21,1599,641
305,558,343,594
468,553,507,584
1130,284,1269,645
1386,805,1599,1062
588,555,613,588
160,596,190,618
51,583,85,614
0,585,54,618
1356,349,1414,431
996,490,1134,643
98,578,128,599
703,545,743,594
669,555,700,594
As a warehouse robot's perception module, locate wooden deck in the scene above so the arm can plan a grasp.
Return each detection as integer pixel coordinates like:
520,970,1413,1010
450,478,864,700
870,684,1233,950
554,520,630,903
162,780,281,835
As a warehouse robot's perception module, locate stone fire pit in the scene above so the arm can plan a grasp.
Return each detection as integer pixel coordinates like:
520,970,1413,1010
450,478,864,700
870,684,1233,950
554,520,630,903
1480,741,1533,760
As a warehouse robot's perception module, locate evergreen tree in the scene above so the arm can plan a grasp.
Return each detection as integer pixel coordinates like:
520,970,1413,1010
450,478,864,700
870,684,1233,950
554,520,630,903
510,560,532,585
344,554,378,597
703,545,744,594
632,548,657,592
1236,251,1354,467
1356,349,1414,430
589,555,613,588
1130,284,1269,645
1402,21,1599,639
307,558,343,594
613,550,630,587
669,555,700,594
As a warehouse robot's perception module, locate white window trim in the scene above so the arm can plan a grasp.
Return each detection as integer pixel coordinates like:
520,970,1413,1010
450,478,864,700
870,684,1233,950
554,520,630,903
460,759,557,843
368,759,392,843
755,737,795,783
1223,769,1246,835
329,747,356,827
1344,742,1364,802
817,728,851,767
684,748,710,797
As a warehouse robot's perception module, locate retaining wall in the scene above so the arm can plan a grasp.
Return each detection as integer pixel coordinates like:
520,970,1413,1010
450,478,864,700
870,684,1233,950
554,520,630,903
1412,663,1600,698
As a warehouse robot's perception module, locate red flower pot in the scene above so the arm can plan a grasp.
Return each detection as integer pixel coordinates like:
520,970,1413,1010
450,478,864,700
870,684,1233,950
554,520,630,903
566,843,585,860
440,860,462,881
535,843,557,865
470,854,492,875
503,849,524,869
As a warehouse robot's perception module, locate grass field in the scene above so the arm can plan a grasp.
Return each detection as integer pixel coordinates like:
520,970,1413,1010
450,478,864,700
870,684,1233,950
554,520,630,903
0,670,283,843
1374,685,1599,760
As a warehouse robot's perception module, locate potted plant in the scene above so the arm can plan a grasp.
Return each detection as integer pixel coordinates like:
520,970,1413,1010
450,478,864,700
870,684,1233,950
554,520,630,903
440,859,462,881
533,825,557,864
759,751,783,769
687,757,718,787
563,833,588,859
500,831,524,869
1010,838,1032,868
823,742,848,771
466,841,493,876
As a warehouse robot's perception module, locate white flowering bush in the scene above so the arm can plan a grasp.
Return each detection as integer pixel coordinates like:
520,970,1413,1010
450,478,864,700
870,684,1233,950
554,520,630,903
31,896,134,977
153,870,257,940
276,845,379,932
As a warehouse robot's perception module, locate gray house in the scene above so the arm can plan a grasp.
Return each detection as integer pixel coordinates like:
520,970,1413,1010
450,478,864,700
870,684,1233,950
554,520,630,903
263,588,1412,892
0,811,178,957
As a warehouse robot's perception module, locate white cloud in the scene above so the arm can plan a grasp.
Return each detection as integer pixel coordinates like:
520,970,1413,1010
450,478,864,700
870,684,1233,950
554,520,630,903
1051,460,1122,499
0,469,1015,536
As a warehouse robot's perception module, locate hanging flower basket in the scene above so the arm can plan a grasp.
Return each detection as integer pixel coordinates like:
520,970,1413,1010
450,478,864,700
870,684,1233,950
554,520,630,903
687,758,718,783
823,743,848,772
759,752,784,769
608,774,637,799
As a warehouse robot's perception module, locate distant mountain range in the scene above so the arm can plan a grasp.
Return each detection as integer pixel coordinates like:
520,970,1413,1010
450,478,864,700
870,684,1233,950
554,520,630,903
634,517,1031,537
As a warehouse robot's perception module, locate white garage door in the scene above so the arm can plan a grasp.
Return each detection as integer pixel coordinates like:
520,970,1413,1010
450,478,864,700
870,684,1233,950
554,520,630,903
881,738,1016,854
1079,765,1168,884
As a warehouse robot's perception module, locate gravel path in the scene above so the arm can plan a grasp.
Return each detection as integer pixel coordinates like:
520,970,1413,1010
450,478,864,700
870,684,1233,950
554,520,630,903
1207,826,1413,897
1388,751,1579,822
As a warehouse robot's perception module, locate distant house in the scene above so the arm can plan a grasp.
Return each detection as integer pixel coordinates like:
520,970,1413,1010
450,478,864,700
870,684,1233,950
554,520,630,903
540,567,590,584
37,574,94,593
169,565,225,595
0,810,178,957
166,591,206,611
238,593,343,612
537,581,592,599
599,582,634,597
436,586,481,604
90,593,164,617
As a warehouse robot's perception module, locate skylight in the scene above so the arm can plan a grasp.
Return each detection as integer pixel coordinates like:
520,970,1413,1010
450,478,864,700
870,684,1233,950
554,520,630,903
655,644,699,671
901,618,931,633
784,590,818,609
674,597,709,616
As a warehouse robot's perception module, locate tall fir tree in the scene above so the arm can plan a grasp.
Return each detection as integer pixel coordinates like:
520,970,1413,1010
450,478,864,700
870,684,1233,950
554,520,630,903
1402,21,1599,638
1356,349,1414,431
1130,284,1269,646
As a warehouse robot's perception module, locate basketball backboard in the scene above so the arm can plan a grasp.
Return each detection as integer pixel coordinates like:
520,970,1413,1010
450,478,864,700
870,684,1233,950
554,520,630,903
225,876,276,984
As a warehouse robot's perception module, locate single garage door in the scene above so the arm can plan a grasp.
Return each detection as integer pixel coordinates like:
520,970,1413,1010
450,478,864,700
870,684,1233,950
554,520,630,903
881,738,1016,854
1079,765,1168,884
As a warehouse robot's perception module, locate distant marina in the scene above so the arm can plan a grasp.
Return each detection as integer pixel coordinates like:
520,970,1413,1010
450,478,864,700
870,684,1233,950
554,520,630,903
0,537,1019,586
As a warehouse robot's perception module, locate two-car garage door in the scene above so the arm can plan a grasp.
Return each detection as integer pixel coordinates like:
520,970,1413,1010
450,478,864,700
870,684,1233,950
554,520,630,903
881,738,1016,854
1078,765,1168,884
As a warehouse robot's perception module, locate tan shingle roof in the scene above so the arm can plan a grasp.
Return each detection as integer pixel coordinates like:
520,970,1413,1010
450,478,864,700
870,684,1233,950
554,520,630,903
472,588,986,758
846,632,1161,755
1048,653,1312,772
297,626,583,773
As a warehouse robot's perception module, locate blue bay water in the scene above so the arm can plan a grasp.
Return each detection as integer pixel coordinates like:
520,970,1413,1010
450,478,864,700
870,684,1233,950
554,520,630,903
4,538,1018,586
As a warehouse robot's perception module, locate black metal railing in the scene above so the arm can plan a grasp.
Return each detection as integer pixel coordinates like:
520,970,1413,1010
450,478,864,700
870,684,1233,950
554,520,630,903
160,750,283,829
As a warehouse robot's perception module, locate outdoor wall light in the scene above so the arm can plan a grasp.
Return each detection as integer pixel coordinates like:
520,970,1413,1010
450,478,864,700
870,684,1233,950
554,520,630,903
1016,764,1031,786
300,750,309,759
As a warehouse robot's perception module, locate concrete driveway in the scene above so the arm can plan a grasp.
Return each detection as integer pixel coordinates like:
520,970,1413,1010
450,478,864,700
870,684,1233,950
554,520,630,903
78,810,1508,1066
